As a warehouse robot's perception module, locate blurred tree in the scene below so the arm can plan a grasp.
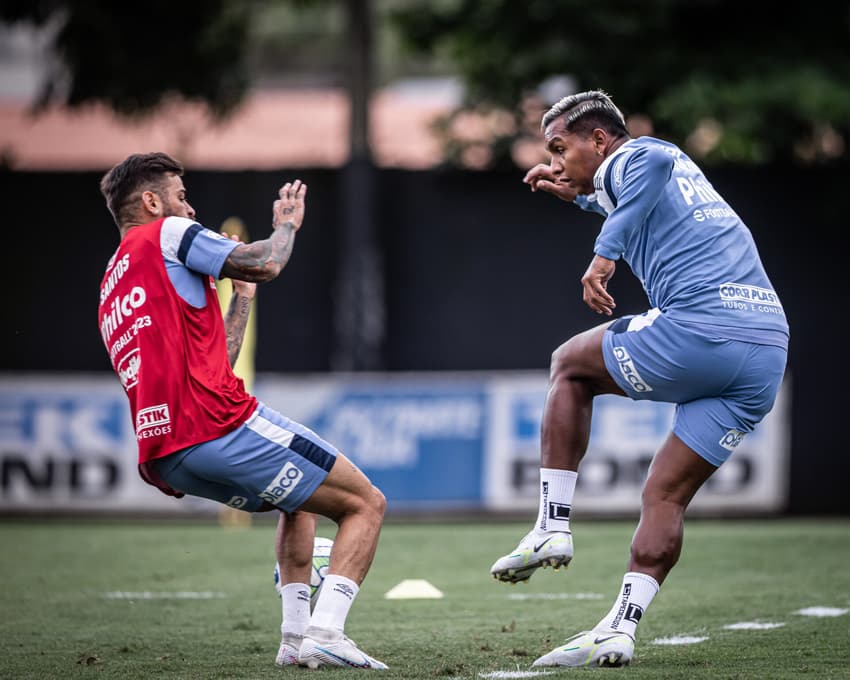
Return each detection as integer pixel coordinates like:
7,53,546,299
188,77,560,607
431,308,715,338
0,0,253,118
0,0,386,370
390,0,850,167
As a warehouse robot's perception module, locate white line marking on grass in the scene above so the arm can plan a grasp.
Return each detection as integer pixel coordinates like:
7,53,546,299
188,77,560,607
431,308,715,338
479,671,554,679
794,606,848,617
651,635,709,645
723,622,786,630
507,592,604,601
103,591,226,599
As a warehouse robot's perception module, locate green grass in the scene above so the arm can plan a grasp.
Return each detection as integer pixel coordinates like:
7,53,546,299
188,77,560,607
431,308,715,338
2,517,849,679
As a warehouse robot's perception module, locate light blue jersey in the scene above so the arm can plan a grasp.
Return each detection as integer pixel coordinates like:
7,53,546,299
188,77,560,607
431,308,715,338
576,137,788,349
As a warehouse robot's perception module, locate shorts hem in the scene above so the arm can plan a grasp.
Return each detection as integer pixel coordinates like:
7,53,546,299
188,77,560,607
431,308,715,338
673,424,725,467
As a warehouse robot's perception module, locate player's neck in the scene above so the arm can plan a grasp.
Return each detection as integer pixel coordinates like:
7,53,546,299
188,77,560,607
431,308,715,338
606,136,630,156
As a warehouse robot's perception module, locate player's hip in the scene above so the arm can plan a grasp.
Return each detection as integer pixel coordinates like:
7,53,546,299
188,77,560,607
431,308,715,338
150,402,338,512
602,308,787,410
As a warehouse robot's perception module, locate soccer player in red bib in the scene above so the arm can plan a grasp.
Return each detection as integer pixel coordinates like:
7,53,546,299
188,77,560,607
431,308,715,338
98,152,388,670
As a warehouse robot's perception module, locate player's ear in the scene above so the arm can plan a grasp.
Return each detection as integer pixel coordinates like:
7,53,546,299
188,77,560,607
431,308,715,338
592,128,607,155
141,190,161,217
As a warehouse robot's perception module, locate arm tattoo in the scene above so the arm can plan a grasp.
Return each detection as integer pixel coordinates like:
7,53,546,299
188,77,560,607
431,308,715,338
223,291,252,367
220,222,297,282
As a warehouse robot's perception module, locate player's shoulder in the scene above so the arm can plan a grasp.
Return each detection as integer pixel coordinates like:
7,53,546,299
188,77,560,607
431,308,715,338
623,137,679,169
160,215,199,237
162,216,235,244
628,137,707,178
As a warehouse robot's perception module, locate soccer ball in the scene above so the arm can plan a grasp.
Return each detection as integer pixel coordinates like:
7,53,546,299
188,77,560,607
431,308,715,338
274,536,334,610
309,536,333,606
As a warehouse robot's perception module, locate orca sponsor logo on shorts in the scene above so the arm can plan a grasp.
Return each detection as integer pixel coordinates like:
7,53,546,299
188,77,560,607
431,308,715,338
612,346,653,393
719,428,745,451
259,461,304,505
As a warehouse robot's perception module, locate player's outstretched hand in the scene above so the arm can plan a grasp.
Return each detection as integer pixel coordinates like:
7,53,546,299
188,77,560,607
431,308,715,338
523,164,578,202
581,255,617,315
273,180,307,232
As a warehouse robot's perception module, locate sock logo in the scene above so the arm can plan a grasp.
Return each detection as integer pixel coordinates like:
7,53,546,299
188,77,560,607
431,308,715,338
539,482,549,531
333,583,356,601
548,503,571,521
624,603,644,624
610,584,631,629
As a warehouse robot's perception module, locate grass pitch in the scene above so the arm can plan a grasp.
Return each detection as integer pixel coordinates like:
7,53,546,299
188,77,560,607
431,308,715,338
1,517,849,679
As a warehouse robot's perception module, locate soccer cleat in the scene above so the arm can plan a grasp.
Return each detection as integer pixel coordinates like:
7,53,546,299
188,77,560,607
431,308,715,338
274,633,303,666
490,530,573,583
298,633,388,670
532,630,634,668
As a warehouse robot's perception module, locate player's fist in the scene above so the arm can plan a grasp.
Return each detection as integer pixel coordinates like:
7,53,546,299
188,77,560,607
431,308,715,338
523,164,578,202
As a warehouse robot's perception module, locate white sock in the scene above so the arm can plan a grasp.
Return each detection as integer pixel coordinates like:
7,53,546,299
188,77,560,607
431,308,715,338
593,572,660,638
535,468,577,533
280,582,311,638
308,574,359,636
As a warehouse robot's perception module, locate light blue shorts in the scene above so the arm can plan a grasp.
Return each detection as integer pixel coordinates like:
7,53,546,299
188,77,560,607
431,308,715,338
602,309,787,467
151,402,338,512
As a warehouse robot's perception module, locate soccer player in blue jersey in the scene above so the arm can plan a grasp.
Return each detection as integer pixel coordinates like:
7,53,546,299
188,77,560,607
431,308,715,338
489,90,789,667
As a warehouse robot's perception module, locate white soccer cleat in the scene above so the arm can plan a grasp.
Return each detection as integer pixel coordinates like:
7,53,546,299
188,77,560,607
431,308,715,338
298,633,388,670
532,630,634,668
275,633,303,666
490,530,573,583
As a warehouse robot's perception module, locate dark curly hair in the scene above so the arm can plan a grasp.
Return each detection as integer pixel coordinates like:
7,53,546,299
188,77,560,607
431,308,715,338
100,152,184,228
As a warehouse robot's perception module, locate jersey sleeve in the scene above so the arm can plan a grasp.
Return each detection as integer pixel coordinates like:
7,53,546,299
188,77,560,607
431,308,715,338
593,147,673,260
574,193,608,216
160,216,240,278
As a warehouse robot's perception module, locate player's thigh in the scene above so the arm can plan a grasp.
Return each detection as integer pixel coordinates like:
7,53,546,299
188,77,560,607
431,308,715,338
553,320,623,393
298,452,385,522
643,432,718,507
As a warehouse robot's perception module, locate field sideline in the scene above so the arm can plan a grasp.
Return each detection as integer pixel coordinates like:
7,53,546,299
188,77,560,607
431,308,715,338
2,517,849,679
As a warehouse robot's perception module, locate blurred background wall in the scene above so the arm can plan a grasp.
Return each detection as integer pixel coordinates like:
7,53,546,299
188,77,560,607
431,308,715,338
3,164,846,515
2,0,848,516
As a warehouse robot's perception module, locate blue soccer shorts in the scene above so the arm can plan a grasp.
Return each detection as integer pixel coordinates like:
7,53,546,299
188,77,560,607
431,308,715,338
601,308,787,467
151,402,338,512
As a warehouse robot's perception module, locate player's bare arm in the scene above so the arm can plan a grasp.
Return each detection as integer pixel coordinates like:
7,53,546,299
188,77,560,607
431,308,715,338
223,282,254,367
220,181,307,282
581,254,617,315
218,233,257,367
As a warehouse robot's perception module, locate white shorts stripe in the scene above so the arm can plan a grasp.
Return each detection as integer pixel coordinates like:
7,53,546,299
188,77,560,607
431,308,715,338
246,412,295,448
626,307,661,332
